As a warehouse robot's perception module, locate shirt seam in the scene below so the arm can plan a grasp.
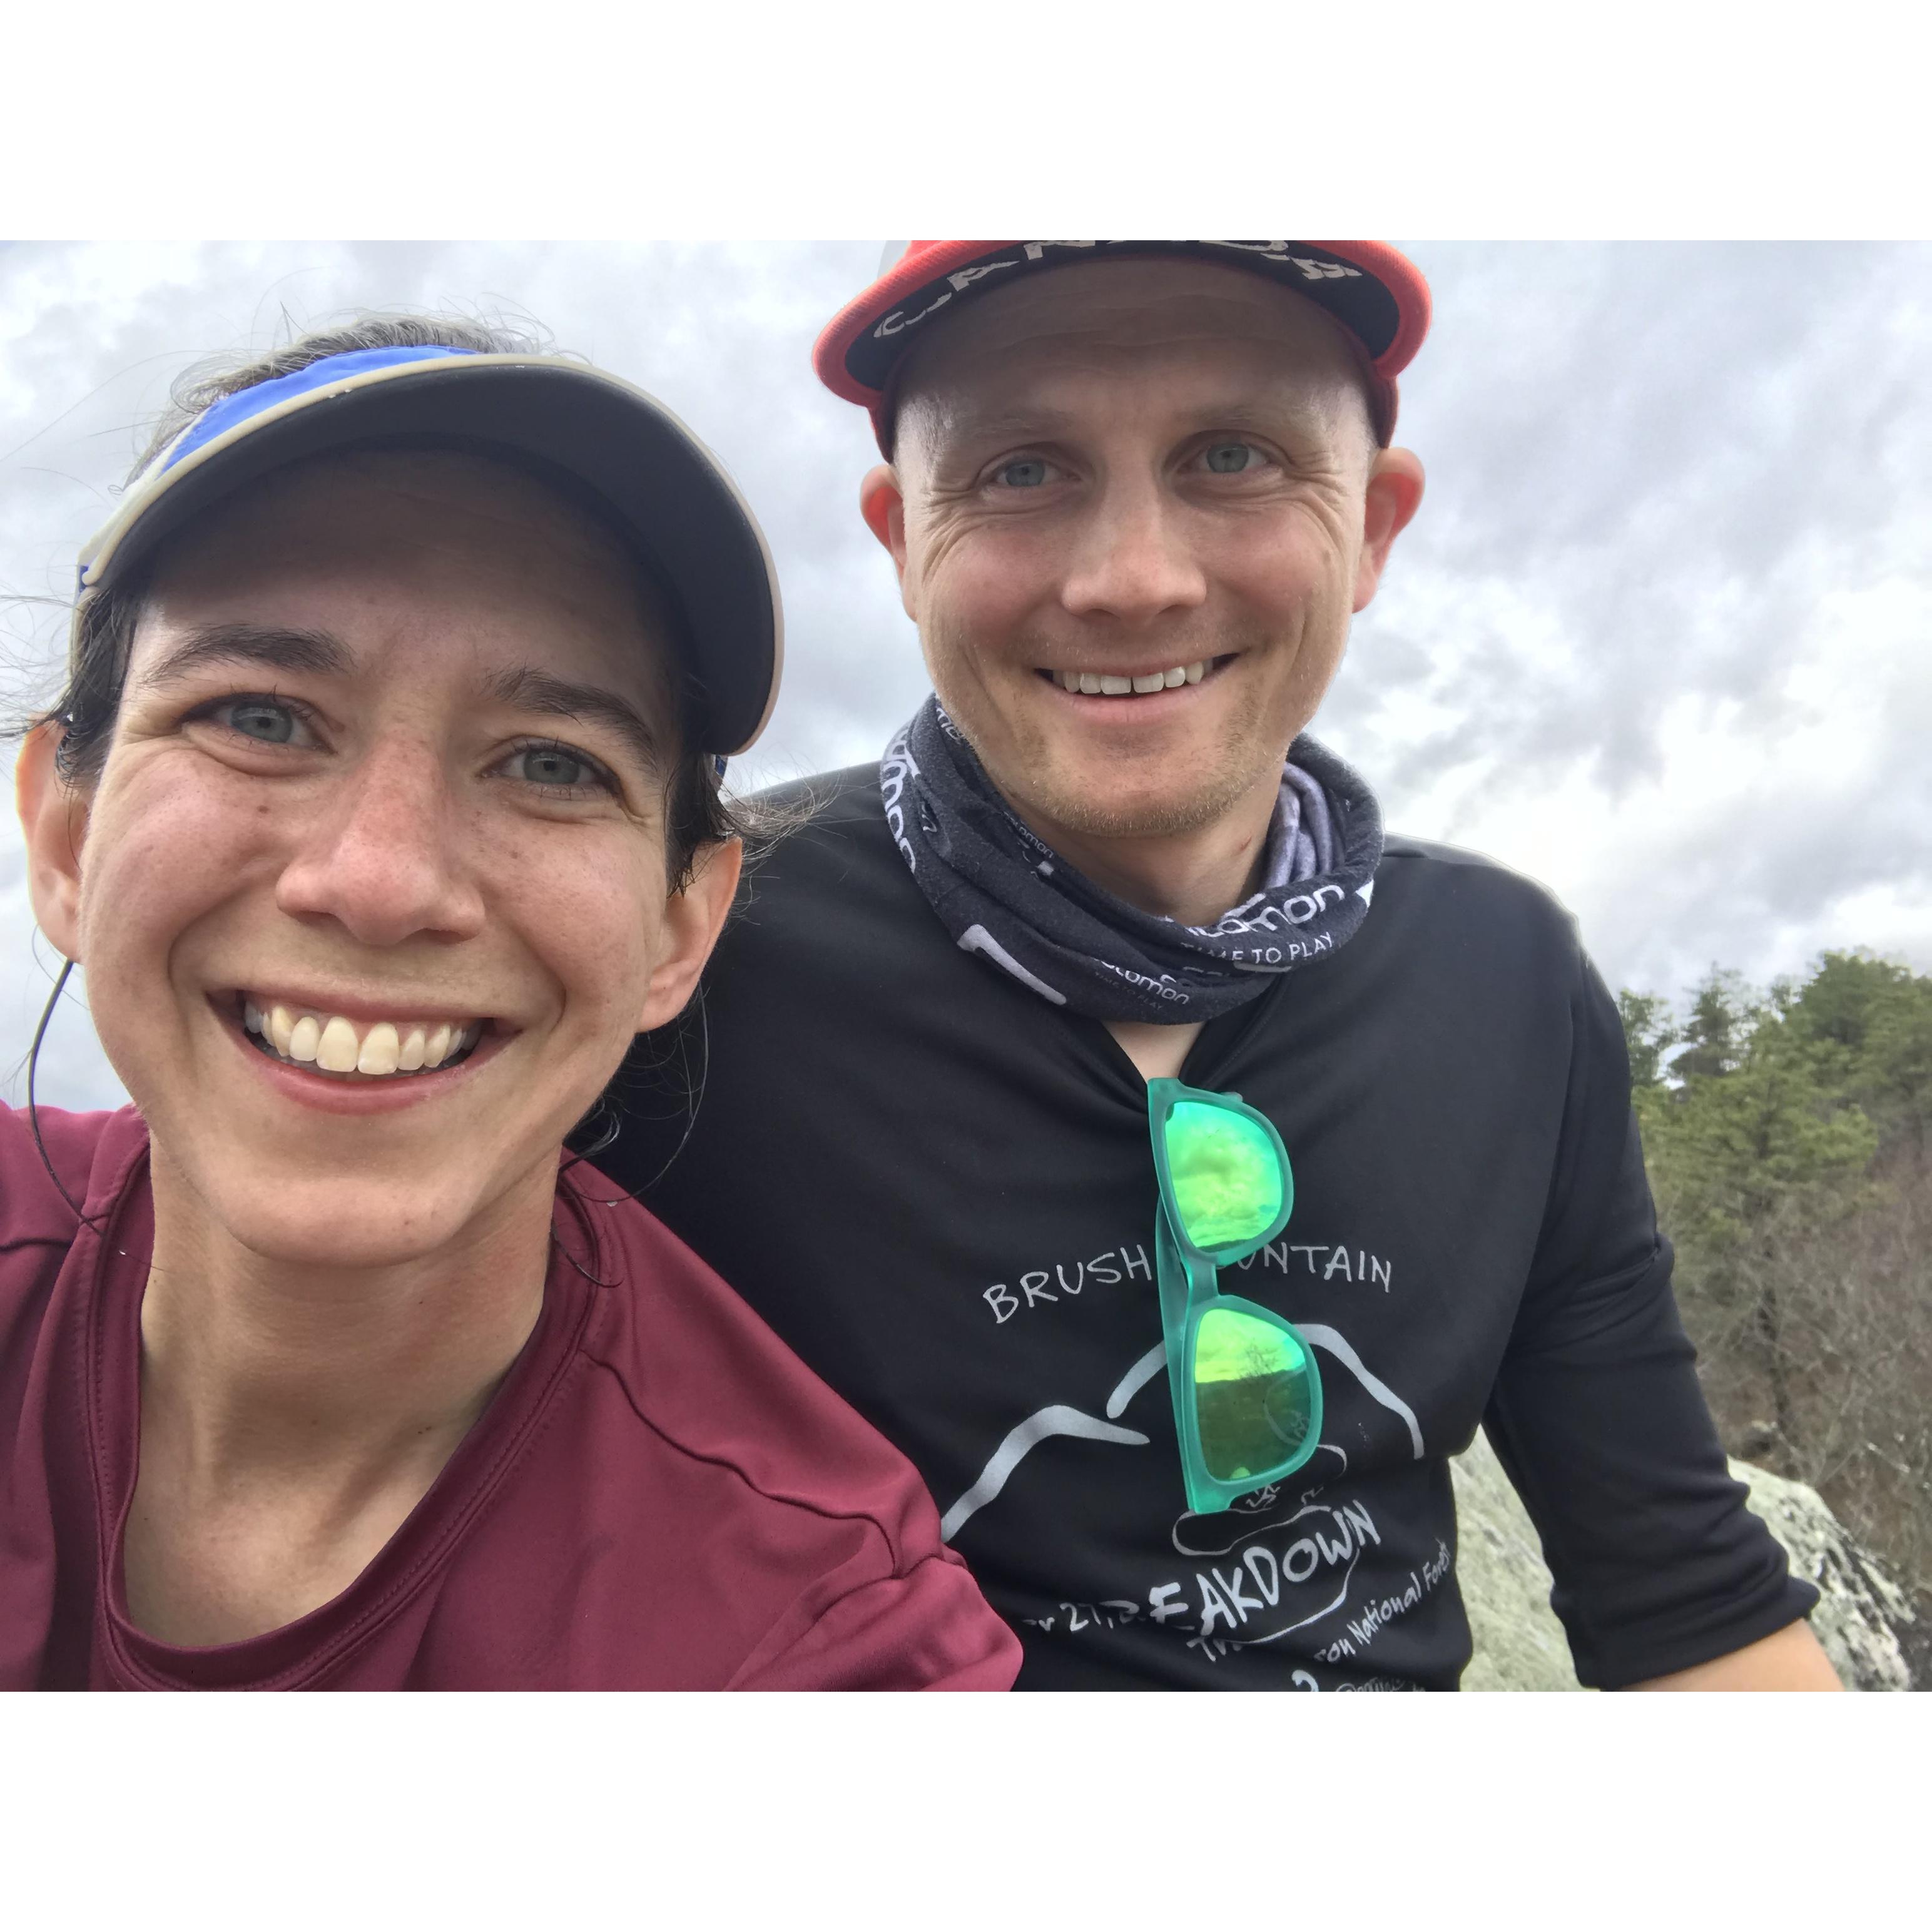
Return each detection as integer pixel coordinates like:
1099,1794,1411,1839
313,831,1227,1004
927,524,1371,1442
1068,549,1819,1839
720,1547,987,1690
577,1348,920,1574
94,1170,605,1693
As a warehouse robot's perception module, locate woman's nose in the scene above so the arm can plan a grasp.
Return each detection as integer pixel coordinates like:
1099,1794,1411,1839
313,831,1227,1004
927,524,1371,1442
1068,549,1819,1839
272,735,486,948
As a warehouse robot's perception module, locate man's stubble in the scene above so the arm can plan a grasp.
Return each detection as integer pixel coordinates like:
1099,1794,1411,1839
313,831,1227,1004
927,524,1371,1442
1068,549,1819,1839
919,611,1304,848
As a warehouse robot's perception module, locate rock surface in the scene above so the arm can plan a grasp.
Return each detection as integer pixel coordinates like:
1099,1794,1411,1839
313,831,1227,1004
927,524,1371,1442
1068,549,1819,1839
1449,1430,1918,1690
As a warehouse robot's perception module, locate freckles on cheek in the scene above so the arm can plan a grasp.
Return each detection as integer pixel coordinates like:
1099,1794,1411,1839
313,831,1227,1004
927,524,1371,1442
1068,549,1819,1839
492,825,662,1019
80,781,267,959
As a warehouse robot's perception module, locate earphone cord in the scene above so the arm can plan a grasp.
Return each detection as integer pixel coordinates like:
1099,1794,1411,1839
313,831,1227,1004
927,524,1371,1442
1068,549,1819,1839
26,958,100,1231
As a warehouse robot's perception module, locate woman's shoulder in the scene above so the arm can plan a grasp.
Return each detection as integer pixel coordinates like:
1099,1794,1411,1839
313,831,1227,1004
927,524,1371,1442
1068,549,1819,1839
0,1102,148,1250
545,1171,1016,1687
556,1166,948,1551
0,1104,143,1378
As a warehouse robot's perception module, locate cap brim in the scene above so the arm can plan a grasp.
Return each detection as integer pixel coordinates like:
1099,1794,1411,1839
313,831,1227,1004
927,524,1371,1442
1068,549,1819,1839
81,356,782,756
813,239,1431,449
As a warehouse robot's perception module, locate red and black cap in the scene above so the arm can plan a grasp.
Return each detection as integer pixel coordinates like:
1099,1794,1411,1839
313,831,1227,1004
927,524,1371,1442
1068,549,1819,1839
814,239,1431,452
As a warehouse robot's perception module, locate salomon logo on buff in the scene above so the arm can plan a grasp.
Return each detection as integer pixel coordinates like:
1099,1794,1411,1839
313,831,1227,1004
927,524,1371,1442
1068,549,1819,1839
880,724,922,873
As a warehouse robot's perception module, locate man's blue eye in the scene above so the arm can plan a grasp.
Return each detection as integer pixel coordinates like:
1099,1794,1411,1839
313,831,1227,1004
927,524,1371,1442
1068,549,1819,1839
997,458,1050,488
225,700,296,743
1204,442,1261,475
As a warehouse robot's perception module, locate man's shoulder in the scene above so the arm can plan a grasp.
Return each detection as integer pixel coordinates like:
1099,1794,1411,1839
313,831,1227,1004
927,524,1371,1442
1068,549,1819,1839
726,763,915,937
1377,832,1579,930
1381,832,1509,870
751,761,883,825
1360,832,1594,1016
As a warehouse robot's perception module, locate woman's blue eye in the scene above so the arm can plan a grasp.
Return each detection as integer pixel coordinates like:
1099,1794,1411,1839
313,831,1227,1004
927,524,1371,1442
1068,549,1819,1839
511,745,599,790
1203,442,1262,475
222,699,297,743
995,457,1050,489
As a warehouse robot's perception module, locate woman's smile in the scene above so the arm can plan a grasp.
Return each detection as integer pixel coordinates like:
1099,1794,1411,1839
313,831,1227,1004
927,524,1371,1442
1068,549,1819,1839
215,992,516,1116
237,994,489,1078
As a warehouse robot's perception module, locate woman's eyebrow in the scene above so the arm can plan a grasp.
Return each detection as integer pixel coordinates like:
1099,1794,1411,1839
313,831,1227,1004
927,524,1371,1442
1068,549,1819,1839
138,623,352,691
136,628,666,768
486,664,666,771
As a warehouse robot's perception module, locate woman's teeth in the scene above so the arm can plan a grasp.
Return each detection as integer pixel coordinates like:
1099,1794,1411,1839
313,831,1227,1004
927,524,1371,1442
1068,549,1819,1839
242,1000,481,1079
1053,660,1209,696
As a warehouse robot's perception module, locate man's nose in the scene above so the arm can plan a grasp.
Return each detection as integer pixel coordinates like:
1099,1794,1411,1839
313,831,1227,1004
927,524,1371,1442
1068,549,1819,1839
1057,475,1209,626
273,735,486,948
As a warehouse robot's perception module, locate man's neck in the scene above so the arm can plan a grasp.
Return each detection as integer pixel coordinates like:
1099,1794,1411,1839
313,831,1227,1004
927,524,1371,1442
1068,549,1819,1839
1020,770,1282,928
1000,771,1286,1081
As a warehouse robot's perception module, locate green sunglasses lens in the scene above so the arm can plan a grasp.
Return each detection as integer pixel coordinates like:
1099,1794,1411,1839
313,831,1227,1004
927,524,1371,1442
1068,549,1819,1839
1192,1305,1315,1482
1164,1101,1283,1249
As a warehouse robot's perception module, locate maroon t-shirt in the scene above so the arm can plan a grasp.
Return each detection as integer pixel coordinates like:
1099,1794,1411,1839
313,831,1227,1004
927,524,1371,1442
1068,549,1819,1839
0,1104,1019,1690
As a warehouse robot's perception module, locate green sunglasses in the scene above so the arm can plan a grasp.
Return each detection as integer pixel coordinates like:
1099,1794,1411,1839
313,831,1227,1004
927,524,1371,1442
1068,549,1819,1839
1148,1077,1324,1514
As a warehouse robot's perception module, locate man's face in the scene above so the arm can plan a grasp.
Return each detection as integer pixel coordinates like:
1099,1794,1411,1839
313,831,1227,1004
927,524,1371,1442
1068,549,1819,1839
870,258,1423,846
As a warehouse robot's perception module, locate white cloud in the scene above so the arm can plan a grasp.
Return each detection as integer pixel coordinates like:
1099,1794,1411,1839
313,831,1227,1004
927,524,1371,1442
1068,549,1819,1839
4,241,1929,1109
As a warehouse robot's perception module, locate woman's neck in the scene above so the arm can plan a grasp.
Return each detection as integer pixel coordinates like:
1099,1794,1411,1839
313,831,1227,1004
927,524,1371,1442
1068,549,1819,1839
138,1143,556,1481
125,1143,561,1645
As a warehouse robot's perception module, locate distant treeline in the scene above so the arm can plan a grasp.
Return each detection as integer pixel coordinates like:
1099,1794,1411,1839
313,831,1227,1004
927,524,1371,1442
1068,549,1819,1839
1620,952,1931,1611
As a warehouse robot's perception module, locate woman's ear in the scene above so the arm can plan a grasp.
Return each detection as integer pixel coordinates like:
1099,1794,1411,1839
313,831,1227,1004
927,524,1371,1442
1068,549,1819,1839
14,723,88,961
634,835,745,1034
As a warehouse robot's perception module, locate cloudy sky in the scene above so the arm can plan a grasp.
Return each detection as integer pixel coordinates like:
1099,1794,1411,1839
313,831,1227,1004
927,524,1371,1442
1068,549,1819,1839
4,240,1928,1111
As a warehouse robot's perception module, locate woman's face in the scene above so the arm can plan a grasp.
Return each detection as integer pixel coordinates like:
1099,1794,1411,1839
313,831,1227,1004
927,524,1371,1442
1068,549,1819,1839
23,448,738,1267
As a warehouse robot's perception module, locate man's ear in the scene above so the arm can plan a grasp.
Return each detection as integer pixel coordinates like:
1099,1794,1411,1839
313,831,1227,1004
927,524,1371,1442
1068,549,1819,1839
14,723,88,962
634,835,745,1034
1353,447,1426,613
860,464,917,620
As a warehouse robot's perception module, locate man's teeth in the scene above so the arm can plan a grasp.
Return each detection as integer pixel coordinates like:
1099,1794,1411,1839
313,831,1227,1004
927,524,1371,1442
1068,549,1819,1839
1055,661,1208,696
242,1000,479,1079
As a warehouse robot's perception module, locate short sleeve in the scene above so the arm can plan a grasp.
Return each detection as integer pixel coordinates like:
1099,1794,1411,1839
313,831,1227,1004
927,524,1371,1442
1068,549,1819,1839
726,1555,1022,1691
1480,954,1818,1688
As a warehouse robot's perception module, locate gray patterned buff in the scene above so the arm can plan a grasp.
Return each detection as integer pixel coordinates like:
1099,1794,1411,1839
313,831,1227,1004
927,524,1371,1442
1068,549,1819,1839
880,696,1385,1024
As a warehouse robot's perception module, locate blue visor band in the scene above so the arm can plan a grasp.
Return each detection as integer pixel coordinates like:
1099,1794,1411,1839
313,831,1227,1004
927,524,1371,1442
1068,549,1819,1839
153,345,482,481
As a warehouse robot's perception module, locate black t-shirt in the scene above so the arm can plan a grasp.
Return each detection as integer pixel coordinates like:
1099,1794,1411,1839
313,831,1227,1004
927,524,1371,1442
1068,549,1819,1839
604,766,1816,1690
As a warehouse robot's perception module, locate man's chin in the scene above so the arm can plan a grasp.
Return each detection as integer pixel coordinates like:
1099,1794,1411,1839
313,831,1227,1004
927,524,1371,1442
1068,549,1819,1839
997,766,1261,846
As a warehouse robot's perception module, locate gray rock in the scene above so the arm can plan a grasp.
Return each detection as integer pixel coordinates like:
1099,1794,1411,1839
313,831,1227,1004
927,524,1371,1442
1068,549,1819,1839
1725,1458,1918,1693
1449,1430,1585,1692
1448,1431,1918,1690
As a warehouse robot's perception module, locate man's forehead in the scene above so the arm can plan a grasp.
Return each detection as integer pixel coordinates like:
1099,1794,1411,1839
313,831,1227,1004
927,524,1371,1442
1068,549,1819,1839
919,382,1352,447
